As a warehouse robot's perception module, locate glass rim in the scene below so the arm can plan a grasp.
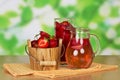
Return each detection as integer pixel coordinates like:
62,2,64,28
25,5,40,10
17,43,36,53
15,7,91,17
54,18,73,21
76,27,90,32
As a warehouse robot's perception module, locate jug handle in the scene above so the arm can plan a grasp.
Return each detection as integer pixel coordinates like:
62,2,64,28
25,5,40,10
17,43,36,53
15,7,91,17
90,34,101,56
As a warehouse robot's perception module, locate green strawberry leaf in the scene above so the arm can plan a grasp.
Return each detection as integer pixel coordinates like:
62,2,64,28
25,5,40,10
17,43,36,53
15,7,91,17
41,24,55,36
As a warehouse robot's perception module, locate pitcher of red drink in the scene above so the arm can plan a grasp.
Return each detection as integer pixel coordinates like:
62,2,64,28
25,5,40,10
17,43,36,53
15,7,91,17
54,18,75,62
65,27,100,68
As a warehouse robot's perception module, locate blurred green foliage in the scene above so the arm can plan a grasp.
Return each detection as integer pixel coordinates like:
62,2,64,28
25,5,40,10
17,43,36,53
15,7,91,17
5,11,18,18
0,16,10,29
0,0,119,55
20,6,33,26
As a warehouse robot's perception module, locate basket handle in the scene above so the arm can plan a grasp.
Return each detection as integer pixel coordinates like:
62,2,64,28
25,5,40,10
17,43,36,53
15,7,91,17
25,45,38,61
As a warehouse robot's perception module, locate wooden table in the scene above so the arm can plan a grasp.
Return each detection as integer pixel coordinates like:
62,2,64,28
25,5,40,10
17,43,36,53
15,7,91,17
0,55,120,80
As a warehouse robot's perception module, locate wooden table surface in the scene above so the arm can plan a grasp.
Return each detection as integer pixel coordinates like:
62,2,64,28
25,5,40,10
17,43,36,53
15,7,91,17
0,55,120,80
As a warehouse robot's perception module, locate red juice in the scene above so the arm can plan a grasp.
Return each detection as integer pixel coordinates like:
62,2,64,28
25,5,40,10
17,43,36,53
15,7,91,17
65,38,94,68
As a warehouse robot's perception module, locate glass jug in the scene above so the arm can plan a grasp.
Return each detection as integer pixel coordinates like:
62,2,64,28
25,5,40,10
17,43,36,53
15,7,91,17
54,18,75,62
65,27,100,68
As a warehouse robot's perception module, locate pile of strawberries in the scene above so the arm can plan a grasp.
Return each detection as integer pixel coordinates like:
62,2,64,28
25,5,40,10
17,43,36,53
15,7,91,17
31,31,58,48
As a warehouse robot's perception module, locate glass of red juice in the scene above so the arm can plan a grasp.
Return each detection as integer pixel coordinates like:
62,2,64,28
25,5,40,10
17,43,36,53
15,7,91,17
54,18,75,62
65,27,100,68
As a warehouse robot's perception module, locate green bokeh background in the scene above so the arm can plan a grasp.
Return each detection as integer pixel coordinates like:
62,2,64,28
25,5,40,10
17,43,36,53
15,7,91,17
0,0,120,55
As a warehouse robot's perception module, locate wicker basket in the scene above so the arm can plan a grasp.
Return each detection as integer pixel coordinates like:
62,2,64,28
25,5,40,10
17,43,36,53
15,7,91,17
25,39,62,71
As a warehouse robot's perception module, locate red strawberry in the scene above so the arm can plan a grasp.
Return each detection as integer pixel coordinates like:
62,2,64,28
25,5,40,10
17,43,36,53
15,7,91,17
60,21,68,31
55,21,61,30
64,30,71,40
62,30,71,47
56,31,64,38
61,21,75,31
49,36,58,48
40,31,50,38
61,21,69,27
38,37,49,48
31,40,38,48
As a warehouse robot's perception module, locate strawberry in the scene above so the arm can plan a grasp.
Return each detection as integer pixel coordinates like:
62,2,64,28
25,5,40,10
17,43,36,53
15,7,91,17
38,37,49,48
55,21,61,30
49,36,58,48
40,31,50,38
61,21,75,31
61,21,70,27
31,40,38,48
64,30,71,40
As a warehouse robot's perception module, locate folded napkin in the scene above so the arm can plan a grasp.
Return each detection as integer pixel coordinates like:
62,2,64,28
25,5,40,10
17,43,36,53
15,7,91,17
3,63,118,78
